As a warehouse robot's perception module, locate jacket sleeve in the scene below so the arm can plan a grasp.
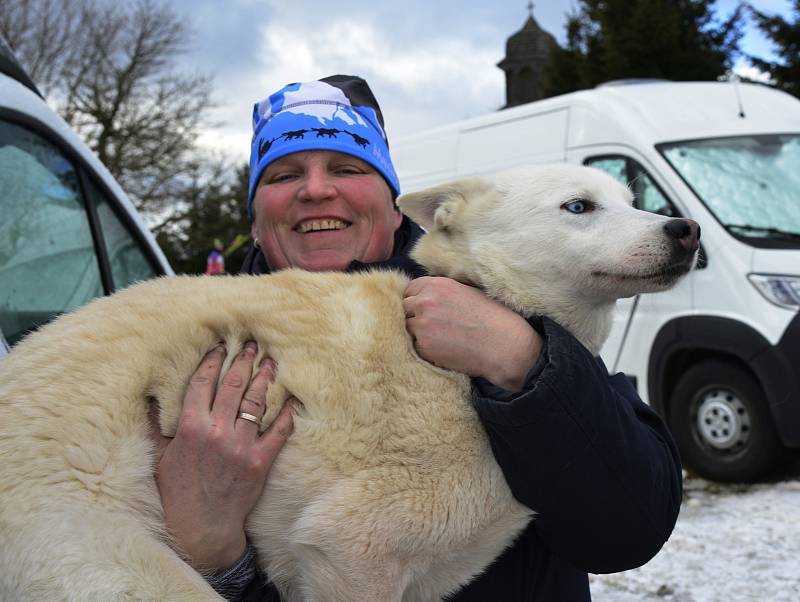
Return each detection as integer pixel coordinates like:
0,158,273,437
471,316,682,574
204,542,281,602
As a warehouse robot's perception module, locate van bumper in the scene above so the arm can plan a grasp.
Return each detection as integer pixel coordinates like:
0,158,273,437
752,312,800,447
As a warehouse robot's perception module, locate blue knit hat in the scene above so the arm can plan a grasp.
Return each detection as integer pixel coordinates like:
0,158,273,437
248,74,400,221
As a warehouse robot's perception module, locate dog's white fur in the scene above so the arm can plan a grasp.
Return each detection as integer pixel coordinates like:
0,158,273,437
0,164,695,601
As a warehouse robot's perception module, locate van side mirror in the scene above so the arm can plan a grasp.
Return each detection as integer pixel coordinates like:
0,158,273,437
696,244,708,269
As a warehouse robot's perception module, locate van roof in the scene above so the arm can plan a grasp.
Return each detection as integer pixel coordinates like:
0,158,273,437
397,81,800,145
567,80,800,145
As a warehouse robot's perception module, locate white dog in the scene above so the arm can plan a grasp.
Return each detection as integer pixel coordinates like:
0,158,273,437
0,164,698,601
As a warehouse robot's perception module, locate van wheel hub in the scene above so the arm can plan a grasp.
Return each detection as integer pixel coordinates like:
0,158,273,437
695,389,750,450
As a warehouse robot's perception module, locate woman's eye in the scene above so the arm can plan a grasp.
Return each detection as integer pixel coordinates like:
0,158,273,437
335,167,362,175
270,172,296,183
564,200,590,214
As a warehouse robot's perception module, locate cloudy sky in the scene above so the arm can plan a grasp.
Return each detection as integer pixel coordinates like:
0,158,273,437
168,0,794,162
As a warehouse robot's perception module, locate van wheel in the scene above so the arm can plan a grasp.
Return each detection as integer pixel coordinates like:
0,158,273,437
669,361,780,482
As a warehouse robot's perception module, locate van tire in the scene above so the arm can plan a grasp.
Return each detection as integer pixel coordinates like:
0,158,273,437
669,361,780,482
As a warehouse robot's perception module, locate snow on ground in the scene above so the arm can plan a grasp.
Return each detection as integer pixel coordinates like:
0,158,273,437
591,466,800,602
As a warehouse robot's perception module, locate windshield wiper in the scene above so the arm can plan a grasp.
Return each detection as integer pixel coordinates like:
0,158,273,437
725,224,800,240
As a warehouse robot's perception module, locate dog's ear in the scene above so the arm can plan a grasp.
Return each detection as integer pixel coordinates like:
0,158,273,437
397,177,490,232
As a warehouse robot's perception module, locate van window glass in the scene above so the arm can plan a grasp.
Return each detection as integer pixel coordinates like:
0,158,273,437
586,155,677,216
661,134,800,241
0,120,103,345
633,172,674,216
87,179,157,290
588,158,627,186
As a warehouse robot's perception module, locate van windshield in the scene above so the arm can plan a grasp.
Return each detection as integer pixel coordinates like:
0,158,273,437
660,134,800,244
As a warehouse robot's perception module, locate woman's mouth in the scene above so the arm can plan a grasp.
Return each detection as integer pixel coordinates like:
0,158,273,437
295,219,350,233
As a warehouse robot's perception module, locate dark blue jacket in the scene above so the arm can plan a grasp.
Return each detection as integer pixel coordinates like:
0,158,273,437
225,217,682,601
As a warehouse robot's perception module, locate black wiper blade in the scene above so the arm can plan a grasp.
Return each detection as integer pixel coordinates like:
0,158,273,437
725,223,800,240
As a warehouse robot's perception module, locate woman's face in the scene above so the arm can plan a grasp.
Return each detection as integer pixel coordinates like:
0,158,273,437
251,150,402,272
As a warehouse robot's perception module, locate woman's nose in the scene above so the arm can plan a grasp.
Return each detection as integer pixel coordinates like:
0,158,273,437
298,169,336,202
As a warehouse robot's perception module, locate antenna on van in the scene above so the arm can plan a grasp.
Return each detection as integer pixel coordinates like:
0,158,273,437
732,74,746,119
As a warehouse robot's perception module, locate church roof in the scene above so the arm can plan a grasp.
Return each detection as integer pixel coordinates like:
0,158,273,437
503,14,557,61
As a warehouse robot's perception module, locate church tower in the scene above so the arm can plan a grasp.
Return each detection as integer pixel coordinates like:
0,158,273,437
497,3,558,108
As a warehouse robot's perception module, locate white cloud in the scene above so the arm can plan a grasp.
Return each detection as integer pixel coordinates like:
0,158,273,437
195,15,507,160
732,65,775,84
254,19,504,136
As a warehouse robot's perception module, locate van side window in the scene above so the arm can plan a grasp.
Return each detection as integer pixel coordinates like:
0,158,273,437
635,174,674,216
586,156,678,217
0,120,104,345
587,157,628,187
86,178,157,290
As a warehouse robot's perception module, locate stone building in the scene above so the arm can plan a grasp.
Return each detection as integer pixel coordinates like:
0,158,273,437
497,5,558,108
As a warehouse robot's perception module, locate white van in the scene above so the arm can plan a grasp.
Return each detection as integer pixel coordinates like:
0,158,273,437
0,38,172,357
392,80,800,482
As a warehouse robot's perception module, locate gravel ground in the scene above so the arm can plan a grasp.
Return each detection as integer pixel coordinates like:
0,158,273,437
591,458,800,602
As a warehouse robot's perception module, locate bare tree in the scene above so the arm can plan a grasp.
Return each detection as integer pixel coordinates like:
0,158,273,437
0,0,83,96
0,0,214,215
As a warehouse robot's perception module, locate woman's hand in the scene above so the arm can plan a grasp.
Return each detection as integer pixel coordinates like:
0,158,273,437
148,341,297,570
403,277,542,392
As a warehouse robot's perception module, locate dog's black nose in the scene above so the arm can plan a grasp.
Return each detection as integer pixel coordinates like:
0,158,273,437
664,218,701,253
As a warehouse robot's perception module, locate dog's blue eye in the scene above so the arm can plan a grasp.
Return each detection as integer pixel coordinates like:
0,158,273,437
564,200,588,214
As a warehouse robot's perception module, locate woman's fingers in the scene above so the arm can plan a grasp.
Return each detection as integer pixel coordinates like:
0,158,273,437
210,341,258,425
180,344,225,424
235,357,277,434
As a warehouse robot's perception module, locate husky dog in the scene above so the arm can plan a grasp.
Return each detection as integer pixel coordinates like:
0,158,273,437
0,164,699,601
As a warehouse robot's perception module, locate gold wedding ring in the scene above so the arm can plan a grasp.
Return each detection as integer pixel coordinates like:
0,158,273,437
237,411,260,425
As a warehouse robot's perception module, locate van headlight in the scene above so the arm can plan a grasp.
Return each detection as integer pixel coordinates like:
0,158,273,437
747,274,800,309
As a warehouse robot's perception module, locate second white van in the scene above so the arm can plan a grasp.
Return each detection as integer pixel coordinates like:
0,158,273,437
392,80,800,482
